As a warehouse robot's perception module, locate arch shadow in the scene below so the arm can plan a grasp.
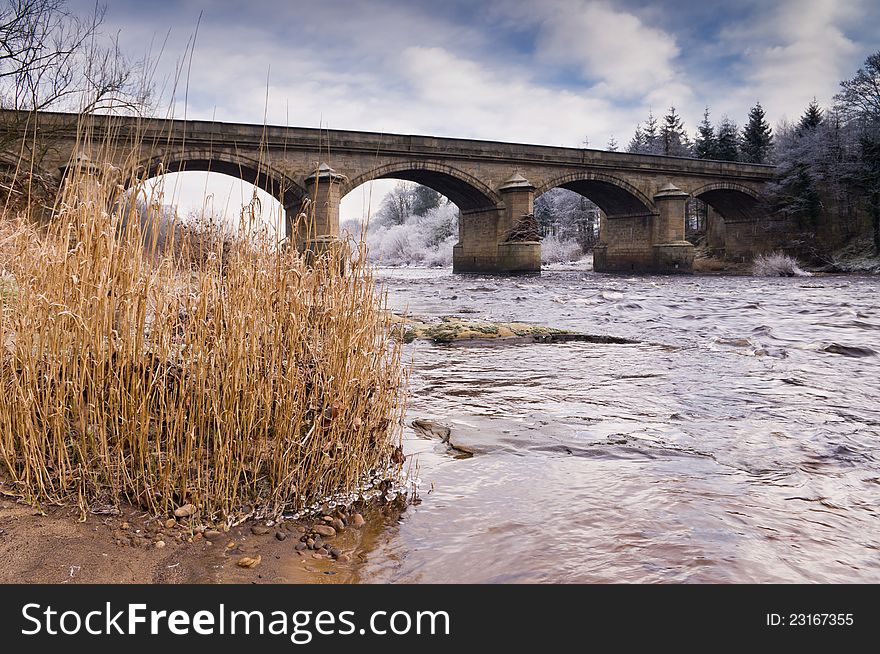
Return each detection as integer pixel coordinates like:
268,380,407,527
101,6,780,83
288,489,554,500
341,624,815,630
343,161,501,213
690,182,766,223
535,171,656,216
137,150,306,211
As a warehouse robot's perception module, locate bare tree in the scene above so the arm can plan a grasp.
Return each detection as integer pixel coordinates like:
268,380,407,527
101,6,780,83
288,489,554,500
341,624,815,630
0,0,151,113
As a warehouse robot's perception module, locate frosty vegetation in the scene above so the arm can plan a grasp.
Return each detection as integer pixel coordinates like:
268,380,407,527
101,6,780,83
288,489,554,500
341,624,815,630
342,183,595,267
341,183,458,266
752,251,811,277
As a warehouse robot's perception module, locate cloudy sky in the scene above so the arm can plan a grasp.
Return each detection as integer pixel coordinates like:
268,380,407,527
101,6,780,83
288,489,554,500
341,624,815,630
77,0,879,222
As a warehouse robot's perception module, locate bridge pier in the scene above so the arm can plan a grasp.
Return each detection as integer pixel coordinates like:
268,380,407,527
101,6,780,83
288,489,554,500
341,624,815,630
593,183,693,274
298,163,345,254
452,173,541,274
651,183,694,273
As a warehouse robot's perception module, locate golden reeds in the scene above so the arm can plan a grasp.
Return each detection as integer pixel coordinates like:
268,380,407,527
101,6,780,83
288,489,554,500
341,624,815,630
0,131,407,524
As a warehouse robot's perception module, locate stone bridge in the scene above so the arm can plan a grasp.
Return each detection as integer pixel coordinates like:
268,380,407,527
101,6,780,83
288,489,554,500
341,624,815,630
2,110,777,273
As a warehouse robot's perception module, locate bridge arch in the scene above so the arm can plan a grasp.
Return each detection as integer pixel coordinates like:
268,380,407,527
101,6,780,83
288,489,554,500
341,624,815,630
137,149,306,211
689,181,765,223
343,161,501,213
535,171,656,216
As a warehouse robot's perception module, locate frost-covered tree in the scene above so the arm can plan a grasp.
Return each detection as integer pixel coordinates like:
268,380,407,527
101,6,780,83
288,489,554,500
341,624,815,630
627,124,646,153
715,117,740,161
534,188,599,250
834,51,880,252
694,107,716,159
627,110,664,155
606,135,618,152
798,98,824,134
740,102,773,163
352,182,460,266
643,110,660,154
768,110,859,236
660,105,691,156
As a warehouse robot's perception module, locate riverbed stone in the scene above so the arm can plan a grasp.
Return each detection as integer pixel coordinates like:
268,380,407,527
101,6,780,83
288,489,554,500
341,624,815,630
173,504,197,518
251,525,270,535
351,513,366,529
313,525,336,538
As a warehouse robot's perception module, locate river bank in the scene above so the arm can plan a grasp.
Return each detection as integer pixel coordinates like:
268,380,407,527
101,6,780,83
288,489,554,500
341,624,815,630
0,490,405,584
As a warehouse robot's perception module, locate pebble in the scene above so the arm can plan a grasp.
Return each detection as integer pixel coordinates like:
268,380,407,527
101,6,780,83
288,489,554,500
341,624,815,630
164,518,177,529
351,513,366,529
173,504,197,518
337,554,351,563
275,531,287,541
204,530,222,540
329,547,341,559
154,540,166,549
312,553,325,560
237,555,262,569
251,525,270,536
316,546,328,556
331,519,345,532
313,525,336,538
121,522,130,530
306,538,315,549
295,542,307,551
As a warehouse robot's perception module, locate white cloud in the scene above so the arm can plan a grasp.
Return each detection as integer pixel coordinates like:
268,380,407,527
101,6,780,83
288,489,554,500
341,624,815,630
533,0,683,99
717,0,861,124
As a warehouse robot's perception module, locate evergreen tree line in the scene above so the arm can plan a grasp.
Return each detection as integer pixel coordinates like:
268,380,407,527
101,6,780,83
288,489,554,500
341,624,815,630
617,51,880,253
623,103,772,163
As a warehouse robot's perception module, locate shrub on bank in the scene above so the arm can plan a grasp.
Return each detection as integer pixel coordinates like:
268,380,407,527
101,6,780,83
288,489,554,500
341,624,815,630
752,251,812,277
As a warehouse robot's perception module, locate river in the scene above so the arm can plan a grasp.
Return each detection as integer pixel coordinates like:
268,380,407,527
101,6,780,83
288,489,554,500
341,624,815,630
342,266,880,583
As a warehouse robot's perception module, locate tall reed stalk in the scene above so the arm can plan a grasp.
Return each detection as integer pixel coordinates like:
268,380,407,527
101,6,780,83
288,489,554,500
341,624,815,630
0,128,407,524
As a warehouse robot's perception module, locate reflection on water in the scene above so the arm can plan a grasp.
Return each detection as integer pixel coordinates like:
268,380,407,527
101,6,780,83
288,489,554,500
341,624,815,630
357,268,879,582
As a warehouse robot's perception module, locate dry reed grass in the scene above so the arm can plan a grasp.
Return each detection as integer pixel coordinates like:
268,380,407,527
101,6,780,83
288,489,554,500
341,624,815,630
0,126,407,525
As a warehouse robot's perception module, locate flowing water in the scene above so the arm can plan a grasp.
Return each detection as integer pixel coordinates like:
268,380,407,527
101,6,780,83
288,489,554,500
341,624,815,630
350,267,880,583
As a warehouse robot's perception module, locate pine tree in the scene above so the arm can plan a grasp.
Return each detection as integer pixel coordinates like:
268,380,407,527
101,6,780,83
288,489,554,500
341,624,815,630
643,110,660,153
740,102,773,163
694,107,716,159
627,124,646,153
715,117,739,161
798,98,824,134
606,135,618,152
660,105,690,156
